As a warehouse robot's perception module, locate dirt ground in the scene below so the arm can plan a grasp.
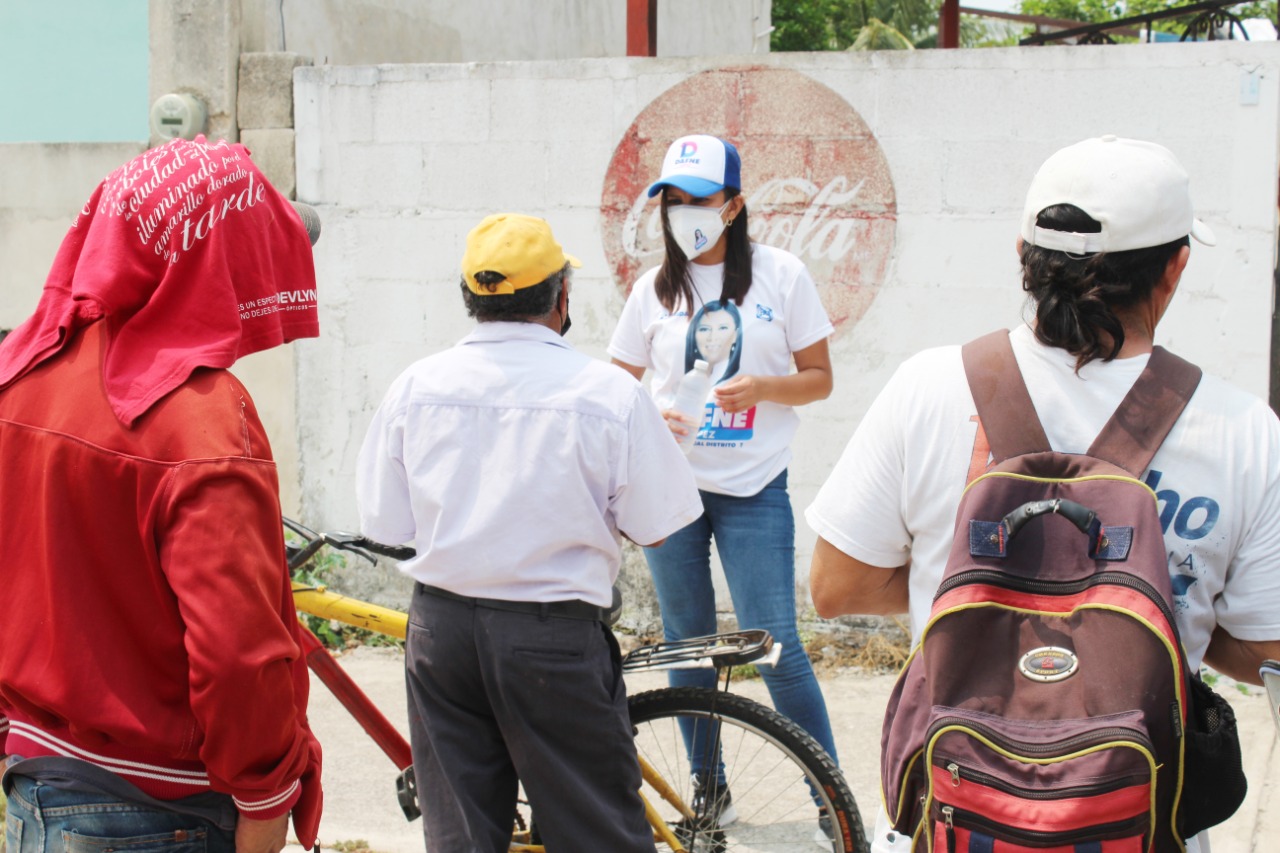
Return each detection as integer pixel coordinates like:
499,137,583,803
292,641,1280,853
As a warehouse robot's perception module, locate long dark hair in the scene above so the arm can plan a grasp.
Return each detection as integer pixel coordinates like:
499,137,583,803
653,187,753,315
1021,204,1188,370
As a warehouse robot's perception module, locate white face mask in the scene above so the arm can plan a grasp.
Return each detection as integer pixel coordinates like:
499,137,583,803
667,201,731,261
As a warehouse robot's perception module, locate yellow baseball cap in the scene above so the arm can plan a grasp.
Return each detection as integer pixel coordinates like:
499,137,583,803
461,213,582,295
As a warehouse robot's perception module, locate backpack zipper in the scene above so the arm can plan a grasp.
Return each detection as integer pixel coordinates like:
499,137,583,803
939,759,1148,800
963,471,1158,503
929,714,1155,759
924,720,1158,853
935,568,1178,634
935,802,1148,847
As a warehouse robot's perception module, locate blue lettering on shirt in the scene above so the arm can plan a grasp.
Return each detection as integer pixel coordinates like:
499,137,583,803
1144,469,1221,540
1144,469,1221,602
697,404,755,442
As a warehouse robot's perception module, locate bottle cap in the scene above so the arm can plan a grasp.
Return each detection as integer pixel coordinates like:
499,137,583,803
694,359,709,371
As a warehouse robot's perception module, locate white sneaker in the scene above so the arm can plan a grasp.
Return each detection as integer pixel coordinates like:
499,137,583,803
814,811,835,849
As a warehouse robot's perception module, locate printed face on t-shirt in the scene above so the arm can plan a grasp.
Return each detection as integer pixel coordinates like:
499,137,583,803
695,309,738,366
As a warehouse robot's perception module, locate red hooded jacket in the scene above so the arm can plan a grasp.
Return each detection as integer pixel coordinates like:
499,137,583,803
0,138,322,845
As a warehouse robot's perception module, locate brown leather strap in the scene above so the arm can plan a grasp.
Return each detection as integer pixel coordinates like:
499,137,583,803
1087,346,1201,476
963,331,1202,475
962,330,1050,463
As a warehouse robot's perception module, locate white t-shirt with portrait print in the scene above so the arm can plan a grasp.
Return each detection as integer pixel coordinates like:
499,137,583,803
608,243,834,498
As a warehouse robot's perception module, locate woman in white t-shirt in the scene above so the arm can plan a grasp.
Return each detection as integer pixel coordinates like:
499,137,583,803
609,134,839,829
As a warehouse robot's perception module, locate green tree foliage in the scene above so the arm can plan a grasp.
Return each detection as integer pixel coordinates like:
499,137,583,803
771,0,1274,49
1019,0,1120,21
772,0,939,50
853,17,920,47
772,0,845,49
1018,0,1275,38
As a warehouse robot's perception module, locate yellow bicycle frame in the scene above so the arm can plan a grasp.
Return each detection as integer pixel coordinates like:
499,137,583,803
293,581,408,639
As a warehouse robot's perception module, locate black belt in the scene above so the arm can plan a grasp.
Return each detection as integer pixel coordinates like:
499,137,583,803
416,583,608,623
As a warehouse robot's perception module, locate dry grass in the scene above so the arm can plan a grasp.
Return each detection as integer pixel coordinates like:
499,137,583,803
619,618,914,677
806,617,912,674
329,841,372,853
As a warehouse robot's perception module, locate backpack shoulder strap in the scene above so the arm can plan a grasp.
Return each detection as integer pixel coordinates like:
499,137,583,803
1087,346,1202,476
962,329,1051,463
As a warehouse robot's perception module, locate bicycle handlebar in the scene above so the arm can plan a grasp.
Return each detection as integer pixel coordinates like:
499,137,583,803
284,517,416,571
324,530,417,561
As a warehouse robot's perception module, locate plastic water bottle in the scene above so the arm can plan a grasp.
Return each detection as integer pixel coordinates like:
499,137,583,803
672,359,712,454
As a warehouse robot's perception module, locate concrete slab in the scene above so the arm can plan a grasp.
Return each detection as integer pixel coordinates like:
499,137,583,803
149,0,239,144
242,128,297,200
238,52,311,130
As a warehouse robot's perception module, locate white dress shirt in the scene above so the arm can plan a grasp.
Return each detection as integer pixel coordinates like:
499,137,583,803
358,321,704,607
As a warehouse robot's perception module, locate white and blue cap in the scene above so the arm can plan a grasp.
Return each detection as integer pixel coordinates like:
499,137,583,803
647,134,742,199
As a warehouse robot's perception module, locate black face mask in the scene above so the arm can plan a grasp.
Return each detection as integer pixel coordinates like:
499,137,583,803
560,295,571,336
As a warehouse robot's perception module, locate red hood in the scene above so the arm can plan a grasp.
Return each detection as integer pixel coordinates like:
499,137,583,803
0,136,318,426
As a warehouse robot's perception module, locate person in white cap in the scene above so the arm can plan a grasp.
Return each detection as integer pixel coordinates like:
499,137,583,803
608,135,840,844
806,136,1280,853
357,213,702,852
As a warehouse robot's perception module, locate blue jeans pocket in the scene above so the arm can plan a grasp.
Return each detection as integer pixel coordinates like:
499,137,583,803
7,811,24,853
5,773,228,853
60,827,208,853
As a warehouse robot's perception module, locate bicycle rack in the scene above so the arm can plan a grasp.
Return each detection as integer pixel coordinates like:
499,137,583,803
621,629,778,672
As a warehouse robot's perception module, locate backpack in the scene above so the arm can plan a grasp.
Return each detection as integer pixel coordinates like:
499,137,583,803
881,329,1211,853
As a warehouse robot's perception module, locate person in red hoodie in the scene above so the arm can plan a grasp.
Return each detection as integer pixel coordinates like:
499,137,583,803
0,137,323,853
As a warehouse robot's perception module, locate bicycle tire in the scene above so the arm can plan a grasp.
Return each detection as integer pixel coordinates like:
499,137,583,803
628,686,868,853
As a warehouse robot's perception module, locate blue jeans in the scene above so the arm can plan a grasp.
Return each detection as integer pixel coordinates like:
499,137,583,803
643,469,839,780
4,774,235,853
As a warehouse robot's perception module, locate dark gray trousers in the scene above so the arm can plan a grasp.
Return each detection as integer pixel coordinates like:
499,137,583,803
405,587,655,853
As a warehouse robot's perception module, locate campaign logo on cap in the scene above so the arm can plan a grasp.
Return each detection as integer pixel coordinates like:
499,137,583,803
647,134,741,199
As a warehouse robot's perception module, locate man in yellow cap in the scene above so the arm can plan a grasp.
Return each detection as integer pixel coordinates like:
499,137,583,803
357,214,703,852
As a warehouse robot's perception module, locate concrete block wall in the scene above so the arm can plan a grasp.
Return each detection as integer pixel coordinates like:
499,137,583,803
239,52,312,199
293,44,1280,614
275,0,770,66
239,52,310,129
150,0,241,145
0,143,147,332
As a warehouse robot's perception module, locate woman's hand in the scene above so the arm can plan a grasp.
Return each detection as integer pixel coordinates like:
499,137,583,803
711,339,834,413
661,409,698,437
713,375,769,413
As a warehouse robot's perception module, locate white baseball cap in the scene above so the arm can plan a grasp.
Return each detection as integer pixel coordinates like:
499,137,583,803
1021,135,1215,254
647,134,742,198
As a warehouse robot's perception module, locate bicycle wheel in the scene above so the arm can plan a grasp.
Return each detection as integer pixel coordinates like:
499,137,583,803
629,686,868,853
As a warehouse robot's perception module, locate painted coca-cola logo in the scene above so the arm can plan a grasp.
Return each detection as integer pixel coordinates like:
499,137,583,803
600,67,896,335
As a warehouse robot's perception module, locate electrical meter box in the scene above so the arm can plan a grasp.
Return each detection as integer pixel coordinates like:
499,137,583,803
149,93,207,141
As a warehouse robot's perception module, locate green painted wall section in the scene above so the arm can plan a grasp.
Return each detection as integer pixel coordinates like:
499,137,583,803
0,0,149,142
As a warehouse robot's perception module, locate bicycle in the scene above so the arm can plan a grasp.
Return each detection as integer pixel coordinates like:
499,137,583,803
284,518,869,852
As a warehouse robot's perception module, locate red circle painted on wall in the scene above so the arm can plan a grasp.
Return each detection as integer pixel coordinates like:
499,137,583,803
600,66,896,336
